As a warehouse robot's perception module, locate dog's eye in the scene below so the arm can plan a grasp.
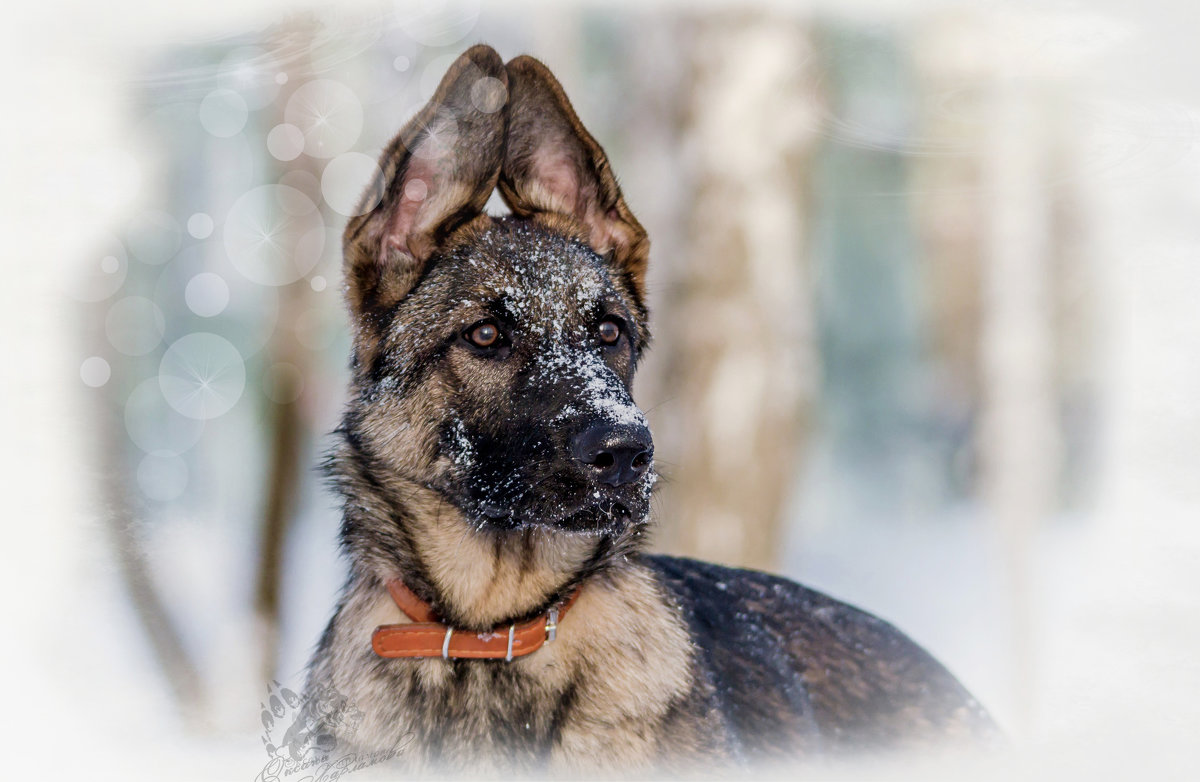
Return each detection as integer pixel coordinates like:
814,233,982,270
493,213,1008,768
598,319,622,345
466,322,500,348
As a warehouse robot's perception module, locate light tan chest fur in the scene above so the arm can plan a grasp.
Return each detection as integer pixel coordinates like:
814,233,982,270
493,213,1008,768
317,563,710,773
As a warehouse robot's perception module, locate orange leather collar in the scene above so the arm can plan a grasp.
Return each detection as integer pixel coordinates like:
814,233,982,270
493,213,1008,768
371,579,581,661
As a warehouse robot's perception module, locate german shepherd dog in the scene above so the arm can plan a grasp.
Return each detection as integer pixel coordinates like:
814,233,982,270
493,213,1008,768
306,45,995,773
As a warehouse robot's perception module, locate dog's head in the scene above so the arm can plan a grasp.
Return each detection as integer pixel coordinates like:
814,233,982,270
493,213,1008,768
340,46,653,536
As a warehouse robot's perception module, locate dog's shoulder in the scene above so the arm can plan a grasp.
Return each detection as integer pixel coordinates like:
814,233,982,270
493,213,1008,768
640,553,998,753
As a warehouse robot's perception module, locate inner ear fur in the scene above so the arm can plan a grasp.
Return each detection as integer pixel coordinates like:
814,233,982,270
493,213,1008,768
498,55,649,311
343,44,508,317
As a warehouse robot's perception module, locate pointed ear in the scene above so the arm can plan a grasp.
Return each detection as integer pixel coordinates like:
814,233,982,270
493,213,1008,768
343,44,508,316
498,55,649,309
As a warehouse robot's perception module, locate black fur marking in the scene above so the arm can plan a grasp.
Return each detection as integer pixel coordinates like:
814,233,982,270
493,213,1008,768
543,678,580,758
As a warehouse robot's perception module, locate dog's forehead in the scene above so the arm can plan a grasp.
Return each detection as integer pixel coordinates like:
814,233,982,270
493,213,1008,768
459,222,615,329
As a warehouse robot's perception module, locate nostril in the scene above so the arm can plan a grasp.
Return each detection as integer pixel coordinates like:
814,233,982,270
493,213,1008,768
571,422,654,486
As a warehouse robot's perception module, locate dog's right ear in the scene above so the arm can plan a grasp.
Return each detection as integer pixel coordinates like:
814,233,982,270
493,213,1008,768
498,55,649,314
342,45,508,317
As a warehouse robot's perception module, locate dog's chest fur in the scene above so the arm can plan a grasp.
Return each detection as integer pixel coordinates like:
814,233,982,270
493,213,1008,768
309,561,731,772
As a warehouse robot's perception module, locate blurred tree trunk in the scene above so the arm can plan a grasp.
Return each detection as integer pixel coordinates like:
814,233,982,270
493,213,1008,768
94,376,206,727
252,23,321,687
910,16,989,497
648,14,819,571
979,23,1063,736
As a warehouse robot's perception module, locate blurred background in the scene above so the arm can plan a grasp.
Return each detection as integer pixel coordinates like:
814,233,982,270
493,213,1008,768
4,0,1200,778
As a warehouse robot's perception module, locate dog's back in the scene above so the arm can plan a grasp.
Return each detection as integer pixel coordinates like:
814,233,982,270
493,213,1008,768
647,555,996,757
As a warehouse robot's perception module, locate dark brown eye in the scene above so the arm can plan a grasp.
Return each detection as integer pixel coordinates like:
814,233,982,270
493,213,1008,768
598,319,621,345
467,322,499,348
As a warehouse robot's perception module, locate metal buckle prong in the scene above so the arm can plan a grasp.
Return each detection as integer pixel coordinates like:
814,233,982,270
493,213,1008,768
545,607,559,643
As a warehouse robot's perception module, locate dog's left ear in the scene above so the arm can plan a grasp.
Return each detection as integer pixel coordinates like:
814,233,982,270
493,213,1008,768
343,44,508,317
499,55,649,309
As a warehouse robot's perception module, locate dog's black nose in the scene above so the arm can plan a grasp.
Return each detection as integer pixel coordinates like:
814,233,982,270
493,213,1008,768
571,422,653,487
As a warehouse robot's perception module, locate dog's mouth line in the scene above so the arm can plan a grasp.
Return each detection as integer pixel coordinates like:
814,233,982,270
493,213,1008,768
466,496,638,529
430,465,652,528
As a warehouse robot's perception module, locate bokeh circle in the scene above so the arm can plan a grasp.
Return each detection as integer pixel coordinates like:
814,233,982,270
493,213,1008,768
223,185,325,286
284,79,363,159
320,152,382,216
267,123,305,162
158,332,247,420
187,213,214,239
80,357,111,387
185,272,230,317
199,89,249,138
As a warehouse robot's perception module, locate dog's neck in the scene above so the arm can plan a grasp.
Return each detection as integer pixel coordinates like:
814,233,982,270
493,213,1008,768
334,453,632,629
398,488,607,629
